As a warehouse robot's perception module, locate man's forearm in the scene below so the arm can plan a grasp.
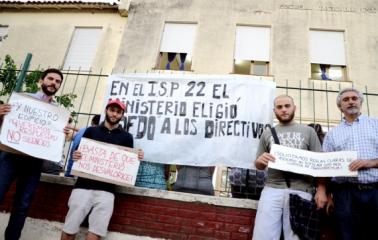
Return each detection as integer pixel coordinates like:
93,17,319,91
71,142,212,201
369,159,378,168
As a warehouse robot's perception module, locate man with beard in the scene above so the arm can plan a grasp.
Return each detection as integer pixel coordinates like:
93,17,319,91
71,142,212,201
61,99,144,240
323,88,378,240
0,68,71,240
252,95,327,240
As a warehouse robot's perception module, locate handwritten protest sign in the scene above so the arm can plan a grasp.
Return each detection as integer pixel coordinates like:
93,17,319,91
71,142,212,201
71,138,140,186
0,93,70,162
269,144,358,177
104,73,276,169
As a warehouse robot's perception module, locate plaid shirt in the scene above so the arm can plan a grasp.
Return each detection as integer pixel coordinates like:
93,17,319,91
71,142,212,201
27,91,57,105
323,115,378,184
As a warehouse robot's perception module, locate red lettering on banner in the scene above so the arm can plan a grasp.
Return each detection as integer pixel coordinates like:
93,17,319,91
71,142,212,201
22,135,50,147
9,118,58,141
109,151,121,161
122,155,138,165
78,160,90,170
80,144,107,158
7,130,21,144
108,161,125,171
92,165,134,183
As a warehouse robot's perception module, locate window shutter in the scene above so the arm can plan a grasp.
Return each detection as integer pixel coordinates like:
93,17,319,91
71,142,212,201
63,28,102,71
309,30,346,66
159,23,197,55
234,26,271,61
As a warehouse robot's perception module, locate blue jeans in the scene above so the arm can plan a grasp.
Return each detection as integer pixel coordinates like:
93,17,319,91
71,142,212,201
0,152,42,240
333,184,378,240
64,157,74,177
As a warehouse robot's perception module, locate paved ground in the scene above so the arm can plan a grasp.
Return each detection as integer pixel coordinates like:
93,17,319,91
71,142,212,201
0,213,162,240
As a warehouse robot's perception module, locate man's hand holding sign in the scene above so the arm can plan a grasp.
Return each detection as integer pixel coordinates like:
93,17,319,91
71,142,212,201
0,92,70,162
71,137,144,186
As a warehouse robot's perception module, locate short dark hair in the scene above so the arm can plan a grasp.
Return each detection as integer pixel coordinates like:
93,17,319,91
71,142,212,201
91,114,101,125
308,123,325,144
41,68,63,82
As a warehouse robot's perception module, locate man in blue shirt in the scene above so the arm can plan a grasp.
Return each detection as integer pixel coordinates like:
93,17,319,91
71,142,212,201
0,68,71,240
323,88,378,240
65,114,100,177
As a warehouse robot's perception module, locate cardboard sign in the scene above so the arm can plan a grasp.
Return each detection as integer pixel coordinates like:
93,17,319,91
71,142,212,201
71,137,140,186
104,73,276,169
269,144,358,177
0,92,70,162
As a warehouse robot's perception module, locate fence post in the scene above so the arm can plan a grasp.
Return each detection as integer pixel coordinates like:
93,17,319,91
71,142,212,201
14,53,32,92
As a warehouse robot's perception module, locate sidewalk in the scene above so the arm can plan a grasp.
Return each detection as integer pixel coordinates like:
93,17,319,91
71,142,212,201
0,213,163,240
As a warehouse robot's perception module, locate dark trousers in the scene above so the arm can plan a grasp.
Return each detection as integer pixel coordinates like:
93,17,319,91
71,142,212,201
333,184,378,240
231,185,263,200
0,152,42,240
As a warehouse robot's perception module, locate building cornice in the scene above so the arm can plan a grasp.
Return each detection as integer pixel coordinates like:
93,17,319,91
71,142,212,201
0,0,131,16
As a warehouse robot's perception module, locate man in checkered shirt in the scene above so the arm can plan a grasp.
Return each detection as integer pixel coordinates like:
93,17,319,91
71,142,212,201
323,88,378,240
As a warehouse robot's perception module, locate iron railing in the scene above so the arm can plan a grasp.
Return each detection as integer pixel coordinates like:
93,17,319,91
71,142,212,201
1,67,377,199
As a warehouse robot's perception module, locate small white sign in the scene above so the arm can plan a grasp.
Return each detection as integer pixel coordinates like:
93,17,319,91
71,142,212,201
71,137,140,186
269,144,358,177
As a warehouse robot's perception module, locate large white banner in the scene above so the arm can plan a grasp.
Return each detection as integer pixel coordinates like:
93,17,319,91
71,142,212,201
72,138,140,186
0,93,70,162
269,144,358,177
105,73,276,169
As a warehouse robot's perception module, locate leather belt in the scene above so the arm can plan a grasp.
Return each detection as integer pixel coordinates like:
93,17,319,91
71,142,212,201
336,182,378,190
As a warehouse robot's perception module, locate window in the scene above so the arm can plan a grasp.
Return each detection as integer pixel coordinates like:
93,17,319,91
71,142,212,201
309,30,347,81
63,27,102,71
156,23,197,71
311,64,346,81
0,26,9,47
234,26,270,76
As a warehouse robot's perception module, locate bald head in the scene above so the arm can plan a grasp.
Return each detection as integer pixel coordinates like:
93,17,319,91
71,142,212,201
273,95,296,124
274,95,294,107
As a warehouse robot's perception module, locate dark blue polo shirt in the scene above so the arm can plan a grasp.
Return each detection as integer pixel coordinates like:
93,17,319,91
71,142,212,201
74,123,134,193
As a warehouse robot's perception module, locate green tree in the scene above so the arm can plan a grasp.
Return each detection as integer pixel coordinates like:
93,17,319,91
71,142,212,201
24,70,41,93
0,55,17,96
0,55,77,111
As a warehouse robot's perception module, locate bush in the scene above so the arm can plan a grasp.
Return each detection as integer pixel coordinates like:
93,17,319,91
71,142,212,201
0,55,77,111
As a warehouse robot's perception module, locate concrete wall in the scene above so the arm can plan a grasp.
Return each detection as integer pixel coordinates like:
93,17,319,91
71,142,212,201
116,0,378,87
0,175,257,240
0,8,126,74
0,7,127,115
0,174,340,239
114,0,378,123
2,1,377,122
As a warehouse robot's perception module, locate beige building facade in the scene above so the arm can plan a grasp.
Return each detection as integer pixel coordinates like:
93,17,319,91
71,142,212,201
1,0,378,121
0,0,377,226
115,0,378,123
0,0,130,118
0,0,127,73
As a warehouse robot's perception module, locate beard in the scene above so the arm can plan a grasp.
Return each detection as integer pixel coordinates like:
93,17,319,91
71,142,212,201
343,106,360,115
105,113,122,126
41,83,57,96
275,111,295,124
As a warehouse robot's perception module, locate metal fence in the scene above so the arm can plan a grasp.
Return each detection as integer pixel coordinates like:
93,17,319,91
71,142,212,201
1,67,377,199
